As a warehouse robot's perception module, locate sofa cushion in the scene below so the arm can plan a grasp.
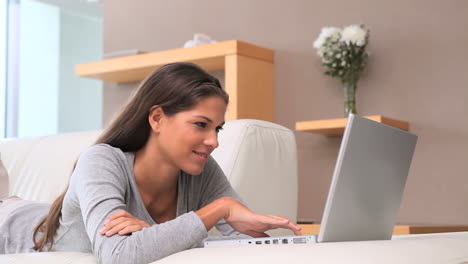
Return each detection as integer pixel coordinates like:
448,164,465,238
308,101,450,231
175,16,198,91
0,131,100,202
155,232,468,264
0,252,97,264
2,232,468,264
0,156,8,199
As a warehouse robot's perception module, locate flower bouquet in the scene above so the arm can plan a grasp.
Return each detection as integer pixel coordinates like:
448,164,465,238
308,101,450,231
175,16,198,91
313,24,370,116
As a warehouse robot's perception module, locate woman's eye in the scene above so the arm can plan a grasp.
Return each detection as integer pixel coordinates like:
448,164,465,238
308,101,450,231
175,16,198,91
216,126,223,133
195,122,207,128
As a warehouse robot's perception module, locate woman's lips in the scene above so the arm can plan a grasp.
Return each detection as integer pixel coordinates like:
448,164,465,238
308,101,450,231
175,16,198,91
193,150,208,161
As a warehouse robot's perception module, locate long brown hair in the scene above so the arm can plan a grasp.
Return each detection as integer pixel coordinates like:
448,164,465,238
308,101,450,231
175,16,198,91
32,62,228,251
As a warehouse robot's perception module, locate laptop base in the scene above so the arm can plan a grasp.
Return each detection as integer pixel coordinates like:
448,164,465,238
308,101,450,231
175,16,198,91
204,235,317,247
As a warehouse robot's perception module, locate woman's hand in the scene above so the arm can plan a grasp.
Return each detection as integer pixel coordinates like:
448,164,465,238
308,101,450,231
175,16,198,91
99,210,151,237
224,198,302,237
195,197,302,237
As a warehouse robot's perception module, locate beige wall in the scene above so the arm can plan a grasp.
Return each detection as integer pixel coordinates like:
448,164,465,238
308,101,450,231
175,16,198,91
102,0,468,224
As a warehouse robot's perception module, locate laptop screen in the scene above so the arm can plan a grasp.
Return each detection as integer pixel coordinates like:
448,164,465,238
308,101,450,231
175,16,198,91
318,114,417,242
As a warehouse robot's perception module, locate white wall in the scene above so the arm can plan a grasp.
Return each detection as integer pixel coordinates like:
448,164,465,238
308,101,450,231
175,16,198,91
103,0,468,224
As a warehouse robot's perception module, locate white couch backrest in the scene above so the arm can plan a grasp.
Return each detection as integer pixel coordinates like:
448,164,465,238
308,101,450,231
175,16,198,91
213,120,298,222
0,119,298,223
0,130,99,202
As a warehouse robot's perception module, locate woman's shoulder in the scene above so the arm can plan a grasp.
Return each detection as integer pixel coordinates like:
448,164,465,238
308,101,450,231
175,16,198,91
76,144,132,171
70,144,134,188
82,143,122,154
80,143,126,161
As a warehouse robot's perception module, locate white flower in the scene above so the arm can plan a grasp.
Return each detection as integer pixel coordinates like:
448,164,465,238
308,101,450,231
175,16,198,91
313,24,369,82
341,25,367,46
313,27,342,49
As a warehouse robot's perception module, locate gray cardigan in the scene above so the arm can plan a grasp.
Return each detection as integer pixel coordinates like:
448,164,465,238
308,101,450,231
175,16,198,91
0,144,243,263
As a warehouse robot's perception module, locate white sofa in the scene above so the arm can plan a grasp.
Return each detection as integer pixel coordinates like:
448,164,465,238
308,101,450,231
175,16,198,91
1,119,468,264
0,119,298,263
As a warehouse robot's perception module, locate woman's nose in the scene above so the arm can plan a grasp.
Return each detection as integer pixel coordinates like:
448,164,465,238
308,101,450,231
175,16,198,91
204,131,219,149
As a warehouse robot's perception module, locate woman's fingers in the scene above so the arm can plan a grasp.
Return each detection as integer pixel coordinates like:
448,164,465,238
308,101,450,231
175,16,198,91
118,225,145,235
232,214,301,237
99,210,151,236
258,214,289,228
106,220,144,236
102,219,149,237
100,216,129,235
103,220,133,236
223,198,303,237
266,215,302,235
267,215,289,221
107,209,131,221
269,215,302,235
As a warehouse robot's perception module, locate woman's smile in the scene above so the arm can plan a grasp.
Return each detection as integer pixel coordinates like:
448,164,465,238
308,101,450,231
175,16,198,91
192,150,209,161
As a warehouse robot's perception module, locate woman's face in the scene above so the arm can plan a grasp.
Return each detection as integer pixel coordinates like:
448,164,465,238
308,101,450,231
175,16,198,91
156,96,227,175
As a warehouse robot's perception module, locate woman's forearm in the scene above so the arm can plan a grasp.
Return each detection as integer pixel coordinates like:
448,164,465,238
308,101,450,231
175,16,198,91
195,197,230,231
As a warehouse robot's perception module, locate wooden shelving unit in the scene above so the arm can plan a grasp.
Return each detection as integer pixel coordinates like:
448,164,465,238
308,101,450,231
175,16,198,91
295,115,409,136
76,40,274,121
299,224,468,235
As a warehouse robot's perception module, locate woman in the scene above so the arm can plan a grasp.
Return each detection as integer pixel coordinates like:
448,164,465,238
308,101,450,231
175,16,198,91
0,62,301,263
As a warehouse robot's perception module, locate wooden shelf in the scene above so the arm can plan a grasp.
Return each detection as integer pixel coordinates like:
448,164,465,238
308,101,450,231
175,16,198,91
299,224,468,235
76,40,273,83
295,115,409,136
76,40,275,122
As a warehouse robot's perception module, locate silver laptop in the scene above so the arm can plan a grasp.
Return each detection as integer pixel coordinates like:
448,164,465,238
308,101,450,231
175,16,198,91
205,114,418,247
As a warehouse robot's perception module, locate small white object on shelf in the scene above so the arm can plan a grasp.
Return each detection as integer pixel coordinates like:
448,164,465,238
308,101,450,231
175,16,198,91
183,33,217,48
103,49,146,59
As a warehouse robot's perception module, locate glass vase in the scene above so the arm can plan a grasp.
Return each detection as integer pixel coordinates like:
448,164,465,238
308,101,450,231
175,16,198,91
343,80,357,116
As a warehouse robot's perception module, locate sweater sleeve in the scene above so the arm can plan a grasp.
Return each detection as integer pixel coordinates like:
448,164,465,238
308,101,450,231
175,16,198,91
70,145,208,264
